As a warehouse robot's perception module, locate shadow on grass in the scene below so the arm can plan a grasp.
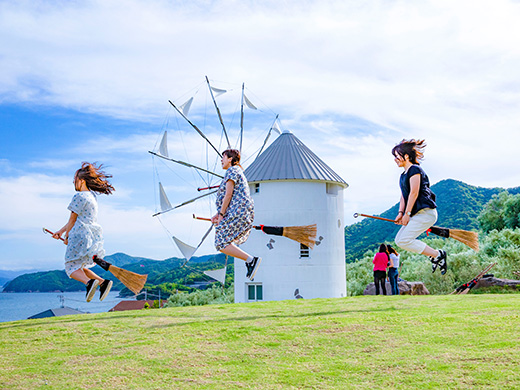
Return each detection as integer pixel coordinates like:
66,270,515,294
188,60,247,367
0,306,401,331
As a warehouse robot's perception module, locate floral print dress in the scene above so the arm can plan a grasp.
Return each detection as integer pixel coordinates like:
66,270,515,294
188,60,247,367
214,165,254,251
64,191,105,277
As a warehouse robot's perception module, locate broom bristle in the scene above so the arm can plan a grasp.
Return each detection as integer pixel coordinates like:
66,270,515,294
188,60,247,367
283,224,317,249
449,229,479,252
110,266,148,294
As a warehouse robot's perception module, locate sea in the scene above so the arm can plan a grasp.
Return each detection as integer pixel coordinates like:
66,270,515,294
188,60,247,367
0,291,131,323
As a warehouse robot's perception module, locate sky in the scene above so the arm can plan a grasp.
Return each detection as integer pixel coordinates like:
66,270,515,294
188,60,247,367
1,0,520,271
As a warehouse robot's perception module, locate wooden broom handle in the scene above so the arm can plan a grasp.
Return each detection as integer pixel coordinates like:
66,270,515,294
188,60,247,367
43,228,65,241
353,213,396,223
193,214,211,221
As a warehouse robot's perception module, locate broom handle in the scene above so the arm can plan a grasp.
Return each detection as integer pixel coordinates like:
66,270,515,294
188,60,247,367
43,228,65,242
193,214,211,221
353,213,396,223
193,214,263,229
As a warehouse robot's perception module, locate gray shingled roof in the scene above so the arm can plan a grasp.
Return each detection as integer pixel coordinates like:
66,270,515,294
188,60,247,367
244,131,348,187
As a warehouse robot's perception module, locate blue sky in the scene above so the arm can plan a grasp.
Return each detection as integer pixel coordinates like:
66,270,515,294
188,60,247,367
2,0,520,271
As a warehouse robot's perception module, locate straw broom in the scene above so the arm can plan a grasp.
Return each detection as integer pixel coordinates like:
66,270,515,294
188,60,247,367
193,216,318,249
353,213,479,252
43,228,147,294
93,256,147,295
451,262,496,295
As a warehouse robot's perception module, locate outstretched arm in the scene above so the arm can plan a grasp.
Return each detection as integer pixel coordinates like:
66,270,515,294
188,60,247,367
53,211,78,244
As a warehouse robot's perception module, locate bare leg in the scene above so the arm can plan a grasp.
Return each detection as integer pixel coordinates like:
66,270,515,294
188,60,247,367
421,245,439,258
70,268,104,285
70,269,90,285
84,268,104,282
220,243,251,261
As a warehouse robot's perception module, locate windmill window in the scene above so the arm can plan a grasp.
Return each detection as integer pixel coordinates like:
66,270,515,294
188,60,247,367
300,244,310,258
247,283,263,301
255,183,260,193
326,183,338,195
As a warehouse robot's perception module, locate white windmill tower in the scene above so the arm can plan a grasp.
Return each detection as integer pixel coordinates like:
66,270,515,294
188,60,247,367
235,130,348,303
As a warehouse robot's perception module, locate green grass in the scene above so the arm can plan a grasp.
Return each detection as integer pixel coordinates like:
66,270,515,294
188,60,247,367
1,295,519,389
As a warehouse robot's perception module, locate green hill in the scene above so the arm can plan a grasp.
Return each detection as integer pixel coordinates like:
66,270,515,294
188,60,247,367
1,295,518,389
2,253,227,293
345,179,520,262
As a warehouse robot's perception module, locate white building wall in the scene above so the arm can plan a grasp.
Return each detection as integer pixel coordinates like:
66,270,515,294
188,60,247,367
234,180,346,303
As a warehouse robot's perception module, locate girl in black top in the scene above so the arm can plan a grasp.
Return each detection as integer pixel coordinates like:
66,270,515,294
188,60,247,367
392,139,447,275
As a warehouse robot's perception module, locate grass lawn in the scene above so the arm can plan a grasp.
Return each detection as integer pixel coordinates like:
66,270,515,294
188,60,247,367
1,294,519,389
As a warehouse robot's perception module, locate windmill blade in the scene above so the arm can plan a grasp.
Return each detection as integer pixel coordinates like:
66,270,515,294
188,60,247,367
174,225,214,263
179,97,194,117
158,182,172,212
152,190,218,217
203,267,226,284
149,151,224,178
158,131,169,157
172,236,197,261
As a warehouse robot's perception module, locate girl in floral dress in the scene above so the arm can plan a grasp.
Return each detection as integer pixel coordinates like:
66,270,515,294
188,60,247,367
211,149,261,280
53,162,115,302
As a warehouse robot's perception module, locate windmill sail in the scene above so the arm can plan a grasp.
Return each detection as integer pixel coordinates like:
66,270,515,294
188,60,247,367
159,182,172,212
158,131,168,157
203,267,226,284
210,86,227,97
179,97,193,116
172,236,197,261
244,94,257,110
173,225,213,262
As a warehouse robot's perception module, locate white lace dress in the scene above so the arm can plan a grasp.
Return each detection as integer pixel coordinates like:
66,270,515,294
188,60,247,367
64,191,105,277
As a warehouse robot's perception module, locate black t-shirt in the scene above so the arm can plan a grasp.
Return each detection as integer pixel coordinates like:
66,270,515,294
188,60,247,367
399,165,436,216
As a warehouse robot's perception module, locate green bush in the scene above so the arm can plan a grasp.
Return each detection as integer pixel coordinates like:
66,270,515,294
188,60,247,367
346,228,520,295
166,284,234,307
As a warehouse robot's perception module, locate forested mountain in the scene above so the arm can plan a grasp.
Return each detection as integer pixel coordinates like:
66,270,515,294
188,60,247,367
344,179,520,262
2,253,227,293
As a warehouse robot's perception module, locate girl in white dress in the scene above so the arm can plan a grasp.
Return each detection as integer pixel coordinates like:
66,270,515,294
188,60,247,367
53,162,115,302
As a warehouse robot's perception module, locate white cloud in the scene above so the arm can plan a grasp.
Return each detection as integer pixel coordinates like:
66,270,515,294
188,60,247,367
2,0,520,269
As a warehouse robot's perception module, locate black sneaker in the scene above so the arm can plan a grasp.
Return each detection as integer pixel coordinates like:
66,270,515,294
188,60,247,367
437,250,448,275
86,279,100,302
99,279,113,301
246,257,262,280
430,257,439,273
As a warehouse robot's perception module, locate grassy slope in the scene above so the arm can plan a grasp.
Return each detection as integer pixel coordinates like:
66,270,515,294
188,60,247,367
1,295,519,389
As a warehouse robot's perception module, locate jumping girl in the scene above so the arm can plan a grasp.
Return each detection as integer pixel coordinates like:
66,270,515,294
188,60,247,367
53,162,115,302
211,149,261,280
392,139,447,274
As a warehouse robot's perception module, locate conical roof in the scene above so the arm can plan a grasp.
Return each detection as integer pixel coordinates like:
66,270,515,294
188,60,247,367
244,131,348,187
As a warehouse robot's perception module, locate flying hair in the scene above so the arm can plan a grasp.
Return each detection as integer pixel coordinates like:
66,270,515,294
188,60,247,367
75,162,115,195
392,139,427,165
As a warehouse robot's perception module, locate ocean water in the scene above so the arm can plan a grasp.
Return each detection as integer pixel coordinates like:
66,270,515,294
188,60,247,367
0,291,131,323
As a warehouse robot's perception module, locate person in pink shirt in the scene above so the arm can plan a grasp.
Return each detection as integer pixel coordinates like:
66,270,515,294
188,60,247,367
373,243,390,295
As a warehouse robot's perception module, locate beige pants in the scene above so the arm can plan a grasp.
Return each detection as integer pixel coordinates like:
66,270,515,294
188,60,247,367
395,208,438,254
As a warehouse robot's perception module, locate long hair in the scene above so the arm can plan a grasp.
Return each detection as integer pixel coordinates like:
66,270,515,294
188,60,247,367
223,149,242,169
75,162,115,195
391,139,427,165
387,245,399,256
378,243,389,254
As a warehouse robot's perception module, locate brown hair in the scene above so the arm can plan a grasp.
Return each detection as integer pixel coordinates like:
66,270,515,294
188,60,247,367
391,139,427,165
223,149,242,168
75,162,115,195
387,245,399,256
